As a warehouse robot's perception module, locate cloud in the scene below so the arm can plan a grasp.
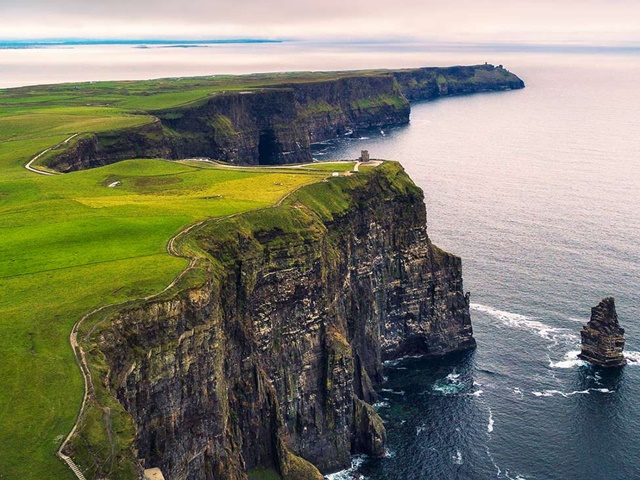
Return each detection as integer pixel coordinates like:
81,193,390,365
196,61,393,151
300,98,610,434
1,0,639,44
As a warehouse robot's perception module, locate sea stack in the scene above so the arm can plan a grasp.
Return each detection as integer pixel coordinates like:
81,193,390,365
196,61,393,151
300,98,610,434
579,297,626,367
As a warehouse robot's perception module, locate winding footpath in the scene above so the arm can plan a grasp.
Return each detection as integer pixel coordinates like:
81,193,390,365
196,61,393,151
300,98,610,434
24,133,78,175
57,212,207,480
23,140,327,479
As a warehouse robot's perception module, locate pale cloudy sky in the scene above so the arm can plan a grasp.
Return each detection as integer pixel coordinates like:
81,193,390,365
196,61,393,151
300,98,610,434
1,0,639,45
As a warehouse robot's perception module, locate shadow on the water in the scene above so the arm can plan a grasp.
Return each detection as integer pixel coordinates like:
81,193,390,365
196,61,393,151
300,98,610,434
354,349,498,479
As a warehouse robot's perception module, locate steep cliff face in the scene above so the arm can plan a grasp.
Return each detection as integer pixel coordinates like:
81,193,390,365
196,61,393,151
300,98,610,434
47,65,524,171
49,121,172,173
79,162,474,479
393,64,525,101
158,75,410,165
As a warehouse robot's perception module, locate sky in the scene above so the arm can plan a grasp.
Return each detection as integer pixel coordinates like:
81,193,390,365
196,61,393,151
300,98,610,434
1,0,639,46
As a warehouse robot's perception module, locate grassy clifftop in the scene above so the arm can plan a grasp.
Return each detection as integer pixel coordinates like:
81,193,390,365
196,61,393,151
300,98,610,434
0,150,337,478
67,161,415,479
0,64,522,478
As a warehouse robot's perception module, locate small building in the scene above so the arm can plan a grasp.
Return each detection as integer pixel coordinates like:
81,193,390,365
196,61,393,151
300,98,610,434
360,150,370,162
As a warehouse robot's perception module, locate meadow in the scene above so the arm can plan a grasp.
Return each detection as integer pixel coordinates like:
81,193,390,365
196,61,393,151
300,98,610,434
0,76,348,478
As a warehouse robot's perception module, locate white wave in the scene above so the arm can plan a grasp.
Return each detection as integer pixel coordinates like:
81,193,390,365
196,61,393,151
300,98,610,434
467,390,484,397
382,354,425,367
625,351,640,365
324,455,367,480
513,387,524,399
567,316,588,323
452,449,463,465
431,373,466,395
358,136,370,140
532,388,613,398
372,401,390,409
471,303,577,345
504,472,528,480
488,408,494,433
416,425,426,436
549,350,587,369
384,448,396,458
380,388,405,395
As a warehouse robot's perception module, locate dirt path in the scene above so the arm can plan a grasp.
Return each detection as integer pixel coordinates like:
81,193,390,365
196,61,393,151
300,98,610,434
24,135,336,478
180,157,356,170
56,174,318,480
24,133,78,175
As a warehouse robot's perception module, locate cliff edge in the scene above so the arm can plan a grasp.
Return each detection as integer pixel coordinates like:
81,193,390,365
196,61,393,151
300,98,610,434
47,64,524,171
67,162,475,479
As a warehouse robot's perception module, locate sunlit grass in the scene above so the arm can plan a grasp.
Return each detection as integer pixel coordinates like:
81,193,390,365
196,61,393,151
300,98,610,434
0,150,325,479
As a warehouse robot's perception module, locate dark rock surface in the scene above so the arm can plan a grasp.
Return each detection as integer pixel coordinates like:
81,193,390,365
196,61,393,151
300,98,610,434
47,64,524,172
86,163,475,479
579,297,626,367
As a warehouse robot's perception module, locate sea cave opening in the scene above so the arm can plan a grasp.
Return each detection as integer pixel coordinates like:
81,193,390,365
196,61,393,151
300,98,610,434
258,129,280,165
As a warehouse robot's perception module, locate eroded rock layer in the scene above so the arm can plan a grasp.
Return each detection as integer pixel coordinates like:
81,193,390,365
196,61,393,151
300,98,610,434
579,297,626,368
85,162,475,479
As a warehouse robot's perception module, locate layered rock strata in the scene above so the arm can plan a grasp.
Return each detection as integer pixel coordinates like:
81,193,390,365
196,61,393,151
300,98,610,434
579,297,626,367
48,64,524,171
76,162,475,479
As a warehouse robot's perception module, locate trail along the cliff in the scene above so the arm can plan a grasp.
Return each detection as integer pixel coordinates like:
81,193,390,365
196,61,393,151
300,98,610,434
52,162,327,479
24,135,353,478
24,133,78,175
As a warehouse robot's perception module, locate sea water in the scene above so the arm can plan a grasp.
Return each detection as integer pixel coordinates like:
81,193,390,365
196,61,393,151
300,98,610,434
314,53,640,479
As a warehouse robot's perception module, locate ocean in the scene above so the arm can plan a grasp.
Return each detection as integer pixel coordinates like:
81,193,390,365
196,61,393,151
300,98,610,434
315,53,640,479
5,43,639,479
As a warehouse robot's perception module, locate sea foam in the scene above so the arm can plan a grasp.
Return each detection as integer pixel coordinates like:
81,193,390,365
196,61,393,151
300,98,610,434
549,350,586,369
471,303,577,346
531,388,612,398
324,455,368,480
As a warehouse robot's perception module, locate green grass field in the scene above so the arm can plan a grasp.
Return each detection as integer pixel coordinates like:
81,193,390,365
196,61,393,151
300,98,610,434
0,75,360,478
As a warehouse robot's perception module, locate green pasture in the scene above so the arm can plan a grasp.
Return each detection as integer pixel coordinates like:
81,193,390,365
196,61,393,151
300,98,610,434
0,90,329,478
0,69,389,478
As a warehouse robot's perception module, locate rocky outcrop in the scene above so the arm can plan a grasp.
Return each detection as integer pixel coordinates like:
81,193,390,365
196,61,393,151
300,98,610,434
579,297,626,367
393,64,525,101
49,121,172,173
73,162,475,479
47,65,524,171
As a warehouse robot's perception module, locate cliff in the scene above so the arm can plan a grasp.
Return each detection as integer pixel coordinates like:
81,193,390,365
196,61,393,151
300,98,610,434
69,162,475,479
393,64,525,101
47,64,524,171
579,297,626,367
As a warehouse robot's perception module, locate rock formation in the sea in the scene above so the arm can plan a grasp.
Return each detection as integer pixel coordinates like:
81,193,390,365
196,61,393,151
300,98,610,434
579,297,626,367
48,64,525,172
68,162,475,479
